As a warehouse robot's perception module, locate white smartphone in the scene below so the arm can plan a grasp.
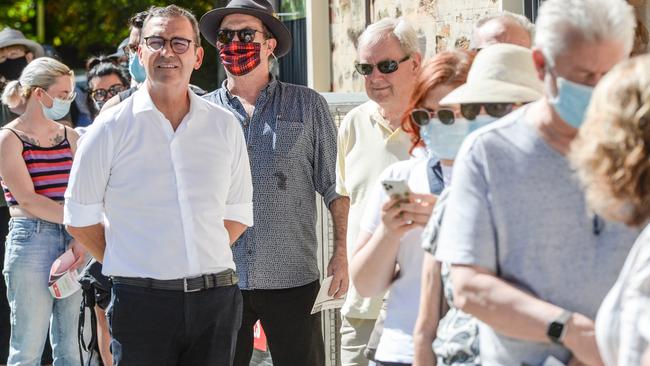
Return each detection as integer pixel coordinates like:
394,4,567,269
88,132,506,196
381,179,411,201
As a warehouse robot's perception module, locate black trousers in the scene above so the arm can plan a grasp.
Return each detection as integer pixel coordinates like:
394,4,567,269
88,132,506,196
233,280,325,366
108,282,242,366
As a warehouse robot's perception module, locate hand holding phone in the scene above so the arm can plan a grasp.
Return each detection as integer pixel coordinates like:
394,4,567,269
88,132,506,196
381,179,411,202
380,179,437,235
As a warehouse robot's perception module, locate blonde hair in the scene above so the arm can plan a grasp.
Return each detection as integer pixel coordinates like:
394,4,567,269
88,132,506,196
1,57,74,109
569,54,650,227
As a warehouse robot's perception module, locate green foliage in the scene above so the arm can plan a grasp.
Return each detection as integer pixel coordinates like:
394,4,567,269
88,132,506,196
0,0,36,34
280,0,305,21
0,0,224,90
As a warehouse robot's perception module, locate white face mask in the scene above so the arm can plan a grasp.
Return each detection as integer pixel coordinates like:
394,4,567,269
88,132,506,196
40,91,74,121
420,115,498,160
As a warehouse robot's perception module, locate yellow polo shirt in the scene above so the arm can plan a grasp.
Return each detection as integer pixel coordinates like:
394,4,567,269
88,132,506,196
336,100,412,319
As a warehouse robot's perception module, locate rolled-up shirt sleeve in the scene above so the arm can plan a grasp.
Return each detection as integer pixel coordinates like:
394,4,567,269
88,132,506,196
224,115,254,226
311,93,341,208
64,120,113,227
335,116,351,197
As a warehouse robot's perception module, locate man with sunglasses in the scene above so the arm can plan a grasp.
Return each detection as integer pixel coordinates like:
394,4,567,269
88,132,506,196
65,5,253,365
336,17,421,366
199,1,349,365
435,1,640,365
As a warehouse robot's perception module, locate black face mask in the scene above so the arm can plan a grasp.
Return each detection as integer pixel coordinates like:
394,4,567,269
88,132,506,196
0,57,28,81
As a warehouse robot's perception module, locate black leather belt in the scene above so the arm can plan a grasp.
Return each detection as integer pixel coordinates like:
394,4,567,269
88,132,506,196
112,269,238,293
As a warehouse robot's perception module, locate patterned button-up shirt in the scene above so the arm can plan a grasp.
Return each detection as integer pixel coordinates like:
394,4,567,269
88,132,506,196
204,78,340,290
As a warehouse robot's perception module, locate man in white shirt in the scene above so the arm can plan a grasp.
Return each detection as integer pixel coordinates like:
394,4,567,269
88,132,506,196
64,5,253,365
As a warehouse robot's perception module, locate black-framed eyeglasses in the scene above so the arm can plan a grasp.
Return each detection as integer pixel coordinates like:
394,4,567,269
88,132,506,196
410,108,456,126
354,55,410,76
90,84,126,102
143,36,193,54
216,28,264,44
460,103,518,120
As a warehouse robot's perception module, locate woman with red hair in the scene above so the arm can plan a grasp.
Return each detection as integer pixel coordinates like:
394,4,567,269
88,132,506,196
349,49,473,366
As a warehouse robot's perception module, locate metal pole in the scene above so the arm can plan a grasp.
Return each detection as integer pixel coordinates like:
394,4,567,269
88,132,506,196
37,0,45,44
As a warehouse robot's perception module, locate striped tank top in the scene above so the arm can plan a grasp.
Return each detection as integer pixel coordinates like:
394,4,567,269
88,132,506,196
0,127,73,206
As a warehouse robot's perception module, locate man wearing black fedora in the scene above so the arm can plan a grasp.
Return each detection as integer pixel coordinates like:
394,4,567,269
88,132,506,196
0,26,45,363
200,1,350,365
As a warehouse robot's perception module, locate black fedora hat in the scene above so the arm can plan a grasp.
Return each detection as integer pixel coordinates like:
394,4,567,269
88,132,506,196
199,0,293,57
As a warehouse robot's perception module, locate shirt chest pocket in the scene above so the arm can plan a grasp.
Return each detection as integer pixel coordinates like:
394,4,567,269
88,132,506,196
273,119,305,157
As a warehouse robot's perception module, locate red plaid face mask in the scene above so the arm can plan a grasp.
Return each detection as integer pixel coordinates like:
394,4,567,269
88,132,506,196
219,41,262,76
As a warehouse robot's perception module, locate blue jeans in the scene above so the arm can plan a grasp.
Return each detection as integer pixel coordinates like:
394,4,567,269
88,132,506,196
3,218,81,366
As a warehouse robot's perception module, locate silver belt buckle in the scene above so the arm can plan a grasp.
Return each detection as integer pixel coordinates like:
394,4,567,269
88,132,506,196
183,277,201,293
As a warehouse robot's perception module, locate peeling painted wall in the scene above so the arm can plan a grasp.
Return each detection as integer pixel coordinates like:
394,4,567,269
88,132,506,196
329,0,650,92
330,0,501,92
632,0,649,55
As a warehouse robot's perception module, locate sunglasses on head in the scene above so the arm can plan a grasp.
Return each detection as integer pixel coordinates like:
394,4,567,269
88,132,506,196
143,36,193,54
91,84,126,102
216,28,264,44
410,108,456,126
460,103,517,120
354,55,410,76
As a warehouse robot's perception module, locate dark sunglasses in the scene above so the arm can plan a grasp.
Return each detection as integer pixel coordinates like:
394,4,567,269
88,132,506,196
460,103,517,120
354,55,410,76
410,108,456,126
143,36,193,54
216,28,264,44
90,84,126,102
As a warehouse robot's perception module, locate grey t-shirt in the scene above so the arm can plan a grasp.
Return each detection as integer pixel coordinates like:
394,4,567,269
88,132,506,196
436,106,639,366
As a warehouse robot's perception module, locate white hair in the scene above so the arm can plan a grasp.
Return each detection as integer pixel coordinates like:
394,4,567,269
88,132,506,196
357,17,419,56
534,0,636,65
471,11,535,48
1,57,73,109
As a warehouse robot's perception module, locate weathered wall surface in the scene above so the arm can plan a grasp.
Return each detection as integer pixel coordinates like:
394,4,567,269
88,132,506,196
329,0,650,92
330,0,500,92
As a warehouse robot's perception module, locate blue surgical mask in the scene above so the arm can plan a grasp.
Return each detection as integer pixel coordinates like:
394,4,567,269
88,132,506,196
420,115,498,160
548,76,594,129
128,53,146,83
40,91,73,121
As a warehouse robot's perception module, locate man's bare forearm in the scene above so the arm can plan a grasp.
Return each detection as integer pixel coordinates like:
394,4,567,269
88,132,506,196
450,264,601,364
224,219,248,246
66,223,106,263
329,197,349,257
451,264,565,341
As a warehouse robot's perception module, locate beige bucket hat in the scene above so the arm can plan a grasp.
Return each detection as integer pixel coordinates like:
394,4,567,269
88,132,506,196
0,28,44,58
440,43,543,105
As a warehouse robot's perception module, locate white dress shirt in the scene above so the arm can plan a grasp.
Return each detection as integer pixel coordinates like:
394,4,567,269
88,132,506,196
64,87,253,279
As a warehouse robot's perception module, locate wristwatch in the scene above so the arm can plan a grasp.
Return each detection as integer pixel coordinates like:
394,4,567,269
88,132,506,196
547,310,573,344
